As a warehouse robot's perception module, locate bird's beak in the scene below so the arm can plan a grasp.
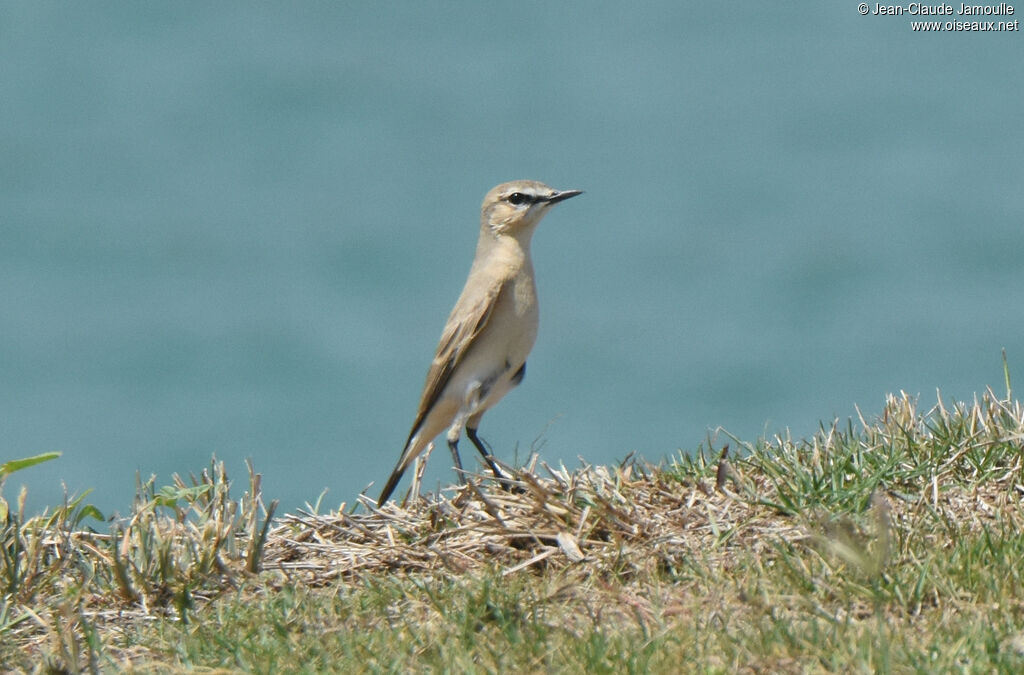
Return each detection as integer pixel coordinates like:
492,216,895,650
545,189,584,204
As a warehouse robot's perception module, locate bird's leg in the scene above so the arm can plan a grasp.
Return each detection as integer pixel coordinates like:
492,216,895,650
447,382,481,485
466,426,523,493
466,426,506,479
447,436,466,484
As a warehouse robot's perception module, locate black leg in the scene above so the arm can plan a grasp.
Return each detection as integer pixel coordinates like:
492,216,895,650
466,427,506,479
447,437,466,485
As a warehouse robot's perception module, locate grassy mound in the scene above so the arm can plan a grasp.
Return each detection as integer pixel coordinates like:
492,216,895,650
3,390,1024,672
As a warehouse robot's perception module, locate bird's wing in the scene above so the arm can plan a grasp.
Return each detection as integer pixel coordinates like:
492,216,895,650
378,276,509,505
406,276,509,441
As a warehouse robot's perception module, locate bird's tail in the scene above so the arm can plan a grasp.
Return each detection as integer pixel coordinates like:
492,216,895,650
377,430,423,505
376,465,406,505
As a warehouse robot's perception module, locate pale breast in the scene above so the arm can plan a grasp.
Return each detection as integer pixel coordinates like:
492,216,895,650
443,270,537,410
491,268,538,366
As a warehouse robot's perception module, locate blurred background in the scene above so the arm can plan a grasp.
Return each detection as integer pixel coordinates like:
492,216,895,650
3,2,1022,515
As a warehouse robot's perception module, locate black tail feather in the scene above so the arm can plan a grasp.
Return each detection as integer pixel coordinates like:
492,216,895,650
377,467,405,505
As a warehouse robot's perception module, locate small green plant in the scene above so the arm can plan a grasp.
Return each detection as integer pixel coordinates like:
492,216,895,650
1,454,276,669
105,459,278,618
2,453,102,602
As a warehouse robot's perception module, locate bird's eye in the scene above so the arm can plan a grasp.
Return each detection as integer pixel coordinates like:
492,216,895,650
507,192,529,206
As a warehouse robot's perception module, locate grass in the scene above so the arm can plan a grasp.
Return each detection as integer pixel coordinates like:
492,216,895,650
3,387,1024,673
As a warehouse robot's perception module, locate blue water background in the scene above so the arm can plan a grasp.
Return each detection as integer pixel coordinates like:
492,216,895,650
3,2,1022,515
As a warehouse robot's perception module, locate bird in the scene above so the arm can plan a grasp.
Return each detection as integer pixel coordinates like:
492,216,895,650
376,180,583,504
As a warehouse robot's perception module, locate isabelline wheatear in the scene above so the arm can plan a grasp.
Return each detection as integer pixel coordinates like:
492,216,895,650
377,180,582,504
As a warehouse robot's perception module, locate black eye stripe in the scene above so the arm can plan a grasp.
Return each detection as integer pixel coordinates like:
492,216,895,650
507,192,533,206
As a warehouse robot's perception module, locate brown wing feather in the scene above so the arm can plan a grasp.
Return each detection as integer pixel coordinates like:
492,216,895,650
405,279,506,443
378,280,508,504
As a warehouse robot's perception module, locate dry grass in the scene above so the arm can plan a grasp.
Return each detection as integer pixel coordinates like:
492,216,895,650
268,455,803,584
268,388,1024,590
3,388,1024,671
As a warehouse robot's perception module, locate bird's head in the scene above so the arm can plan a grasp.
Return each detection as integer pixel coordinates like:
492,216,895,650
480,180,582,238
